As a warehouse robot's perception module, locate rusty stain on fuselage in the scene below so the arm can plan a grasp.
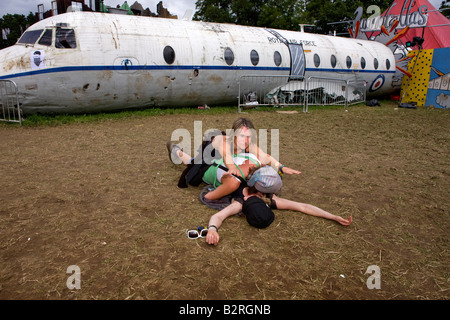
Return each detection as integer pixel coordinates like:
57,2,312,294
207,75,223,84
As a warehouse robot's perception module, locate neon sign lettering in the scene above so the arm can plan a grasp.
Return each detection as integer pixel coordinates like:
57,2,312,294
355,0,428,33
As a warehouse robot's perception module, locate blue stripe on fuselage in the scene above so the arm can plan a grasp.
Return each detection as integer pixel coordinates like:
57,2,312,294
0,65,395,80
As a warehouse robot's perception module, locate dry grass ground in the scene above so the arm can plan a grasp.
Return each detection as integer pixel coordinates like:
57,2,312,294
0,103,448,300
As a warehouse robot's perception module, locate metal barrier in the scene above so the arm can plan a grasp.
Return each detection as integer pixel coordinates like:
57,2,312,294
306,76,348,108
238,75,366,113
238,75,307,113
0,80,22,125
305,77,367,111
347,80,367,106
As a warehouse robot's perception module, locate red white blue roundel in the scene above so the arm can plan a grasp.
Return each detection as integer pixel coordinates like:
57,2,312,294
369,75,385,92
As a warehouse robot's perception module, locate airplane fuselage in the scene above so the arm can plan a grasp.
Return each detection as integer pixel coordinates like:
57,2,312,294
0,12,396,114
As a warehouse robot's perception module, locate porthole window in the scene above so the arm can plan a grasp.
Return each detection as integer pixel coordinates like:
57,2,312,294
346,56,352,69
250,50,259,66
224,47,234,65
274,51,282,66
330,55,337,68
386,59,391,70
374,58,379,70
163,46,175,64
361,57,366,69
314,54,320,68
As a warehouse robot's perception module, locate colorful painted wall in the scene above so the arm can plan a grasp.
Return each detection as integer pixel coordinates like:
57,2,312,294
400,47,450,108
426,48,450,109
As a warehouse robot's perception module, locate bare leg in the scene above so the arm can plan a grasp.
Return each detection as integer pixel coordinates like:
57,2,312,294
272,195,352,226
167,141,193,165
175,149,193,165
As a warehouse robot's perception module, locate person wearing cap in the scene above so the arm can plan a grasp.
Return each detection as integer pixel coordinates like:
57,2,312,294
204,166,352,246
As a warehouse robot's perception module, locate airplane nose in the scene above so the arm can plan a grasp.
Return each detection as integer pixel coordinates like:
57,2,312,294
0,46,19,79
0,46,25,123
0,53,9,78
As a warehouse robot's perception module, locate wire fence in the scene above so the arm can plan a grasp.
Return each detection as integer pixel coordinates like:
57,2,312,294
238,75,366,113
0,80,22,125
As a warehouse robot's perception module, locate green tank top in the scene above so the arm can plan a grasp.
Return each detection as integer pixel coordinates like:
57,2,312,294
202,154,260,188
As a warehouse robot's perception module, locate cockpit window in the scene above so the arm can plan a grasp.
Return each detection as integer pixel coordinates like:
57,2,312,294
38,29,53,46
18,30,44,45
55,29,77,49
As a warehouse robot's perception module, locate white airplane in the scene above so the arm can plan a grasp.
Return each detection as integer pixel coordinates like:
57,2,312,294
0,12,396,114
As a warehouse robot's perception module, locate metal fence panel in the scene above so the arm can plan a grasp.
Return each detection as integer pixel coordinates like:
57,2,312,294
0,80,22,125
347,80,367,106
238,75,367,113
306,76,348,108
238,75,307,112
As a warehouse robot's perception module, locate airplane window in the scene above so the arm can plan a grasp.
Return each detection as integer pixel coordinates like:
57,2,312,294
274,51,282,67
224,47,234,65
163,46,175,64
38,29,53,46
331,55,337,68
374,58,379,70
250,50,259,66
314,54,320,68
55,29,76,49
386,59,391,70
346,56,352,69
361,57,366,69
18,29,43,44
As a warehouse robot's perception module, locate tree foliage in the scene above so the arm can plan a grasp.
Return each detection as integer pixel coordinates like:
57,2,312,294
193,0,395,34
439,1,450,18
193,0,307,29
0,13,36,49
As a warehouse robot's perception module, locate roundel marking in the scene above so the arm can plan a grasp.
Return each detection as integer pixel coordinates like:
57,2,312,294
369,74,385,92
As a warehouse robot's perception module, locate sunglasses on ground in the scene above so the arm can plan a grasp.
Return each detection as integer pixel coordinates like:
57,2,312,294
186,227,208,239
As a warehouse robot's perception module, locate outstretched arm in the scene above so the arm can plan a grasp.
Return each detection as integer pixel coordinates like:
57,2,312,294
249,145,301,175
206,200,243,246
272,195,352,226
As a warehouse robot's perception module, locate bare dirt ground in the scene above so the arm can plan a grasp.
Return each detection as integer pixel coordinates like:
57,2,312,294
0,104,448,300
